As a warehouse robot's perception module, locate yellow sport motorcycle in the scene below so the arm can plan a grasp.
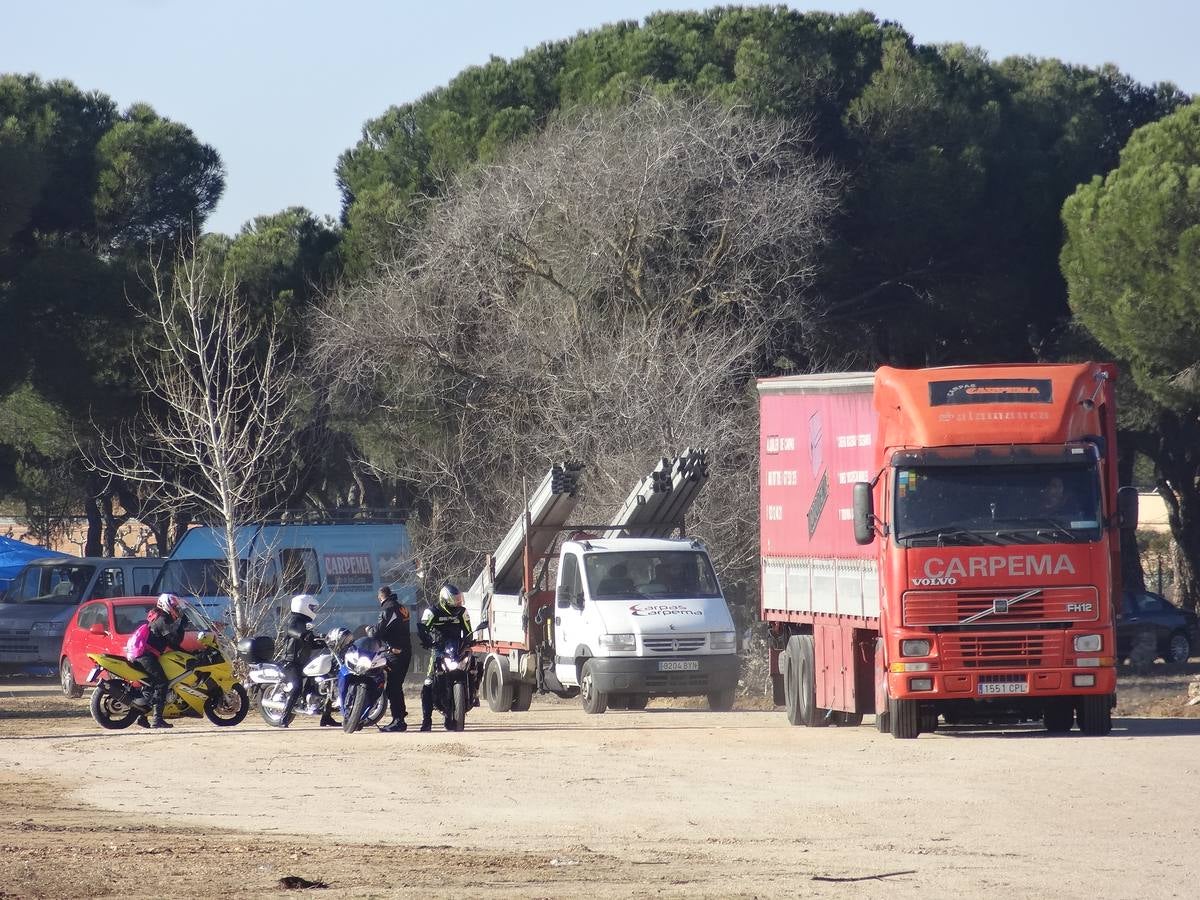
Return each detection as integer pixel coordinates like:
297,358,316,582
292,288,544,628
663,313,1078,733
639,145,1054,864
87,635,249,729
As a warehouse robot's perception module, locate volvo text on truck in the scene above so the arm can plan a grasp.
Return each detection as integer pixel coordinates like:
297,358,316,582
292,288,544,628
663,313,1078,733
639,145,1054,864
758,364,1136,738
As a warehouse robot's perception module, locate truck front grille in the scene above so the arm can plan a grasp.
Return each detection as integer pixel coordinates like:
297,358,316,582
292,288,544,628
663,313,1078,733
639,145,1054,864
903,586,1099,627
643,636,706,653
940,632,1065,669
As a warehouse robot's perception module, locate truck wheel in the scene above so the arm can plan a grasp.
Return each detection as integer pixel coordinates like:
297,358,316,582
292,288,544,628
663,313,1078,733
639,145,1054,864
484,658,514,713
510,683,533,712
626,693,649,710
579,660,608,714
707,687,736,711
794,635,828,727
1076,693,1113,736
1043,699,1074,733
888,697,920,739
783,642,801,725
875,710,890,733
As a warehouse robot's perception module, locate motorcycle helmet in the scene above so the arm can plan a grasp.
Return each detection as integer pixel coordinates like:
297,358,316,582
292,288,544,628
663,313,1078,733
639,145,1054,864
156,593,183,620
438,583,463,614
291,593,319,619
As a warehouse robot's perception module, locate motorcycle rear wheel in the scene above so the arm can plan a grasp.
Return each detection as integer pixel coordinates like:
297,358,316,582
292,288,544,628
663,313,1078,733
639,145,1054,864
343,683,368,734
89,682,140,730
256,684,294,728
204,684,249,726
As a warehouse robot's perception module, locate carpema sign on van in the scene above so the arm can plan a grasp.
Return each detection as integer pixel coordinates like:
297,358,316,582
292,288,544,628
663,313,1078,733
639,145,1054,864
154,523,416,631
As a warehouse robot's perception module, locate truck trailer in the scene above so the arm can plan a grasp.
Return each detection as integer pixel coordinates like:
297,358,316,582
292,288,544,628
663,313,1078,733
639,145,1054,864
758,364,1136,738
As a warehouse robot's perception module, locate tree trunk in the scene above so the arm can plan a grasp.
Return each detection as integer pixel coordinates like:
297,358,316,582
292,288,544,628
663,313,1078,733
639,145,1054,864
83,481,103,557
1154,410,1200,611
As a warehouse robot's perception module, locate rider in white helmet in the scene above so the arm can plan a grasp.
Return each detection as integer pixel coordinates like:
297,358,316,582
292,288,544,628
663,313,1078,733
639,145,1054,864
279,594,334,725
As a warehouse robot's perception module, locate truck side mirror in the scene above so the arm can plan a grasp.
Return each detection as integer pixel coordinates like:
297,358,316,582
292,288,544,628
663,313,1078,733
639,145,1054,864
1117,486,1139,530
853,482,875,546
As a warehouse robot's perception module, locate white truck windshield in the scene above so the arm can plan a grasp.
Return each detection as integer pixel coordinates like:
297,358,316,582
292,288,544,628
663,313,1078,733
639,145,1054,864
895,464,1103,545
583,551,721,600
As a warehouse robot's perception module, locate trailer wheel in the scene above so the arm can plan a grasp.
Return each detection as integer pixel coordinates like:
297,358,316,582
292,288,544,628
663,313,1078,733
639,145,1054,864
888,696,920,739
786,635,828,727
579,660,608,715
1076,693,1113,736
483,658,514,713
510,683,533,712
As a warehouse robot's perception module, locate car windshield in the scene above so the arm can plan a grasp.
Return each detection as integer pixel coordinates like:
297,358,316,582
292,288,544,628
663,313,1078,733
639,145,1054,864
156,558,241,597
10,565,97,604
895,463,1103,546
583,551,722,600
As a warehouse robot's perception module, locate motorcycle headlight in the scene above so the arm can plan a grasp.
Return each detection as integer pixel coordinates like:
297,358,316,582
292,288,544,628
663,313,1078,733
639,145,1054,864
444,658,461,671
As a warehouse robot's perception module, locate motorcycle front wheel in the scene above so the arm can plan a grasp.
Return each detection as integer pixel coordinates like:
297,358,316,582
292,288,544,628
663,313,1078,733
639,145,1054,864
342,683,368,734
256,684,294,728
451,680,467,731
89,682,140,730
204,683,250,727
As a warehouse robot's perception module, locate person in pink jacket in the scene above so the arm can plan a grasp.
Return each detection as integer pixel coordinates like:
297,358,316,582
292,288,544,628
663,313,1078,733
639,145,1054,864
125,594,186,728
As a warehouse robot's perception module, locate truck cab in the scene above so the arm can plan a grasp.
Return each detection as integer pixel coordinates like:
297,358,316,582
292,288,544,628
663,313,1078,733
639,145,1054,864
551,537,739,712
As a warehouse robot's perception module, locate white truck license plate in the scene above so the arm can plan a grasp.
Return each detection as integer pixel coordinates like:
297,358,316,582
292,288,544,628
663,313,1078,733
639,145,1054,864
977,681,1027,695
658,660,699,672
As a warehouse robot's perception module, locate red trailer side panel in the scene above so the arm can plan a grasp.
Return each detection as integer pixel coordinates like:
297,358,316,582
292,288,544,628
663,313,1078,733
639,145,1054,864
758,374,879,624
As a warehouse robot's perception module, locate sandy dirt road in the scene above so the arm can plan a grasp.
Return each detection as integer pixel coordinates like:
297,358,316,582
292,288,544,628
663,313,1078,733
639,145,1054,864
3,680,1200,898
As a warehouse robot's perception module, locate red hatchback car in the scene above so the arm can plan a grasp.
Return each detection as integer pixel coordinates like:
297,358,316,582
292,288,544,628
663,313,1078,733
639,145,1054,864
58,597,204,697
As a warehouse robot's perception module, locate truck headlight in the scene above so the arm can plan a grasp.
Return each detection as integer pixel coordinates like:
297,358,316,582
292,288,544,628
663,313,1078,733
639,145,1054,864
1073,634,1102,653
30,621,61,637
710,631,736,651
599,633,635,651
901,639,930,657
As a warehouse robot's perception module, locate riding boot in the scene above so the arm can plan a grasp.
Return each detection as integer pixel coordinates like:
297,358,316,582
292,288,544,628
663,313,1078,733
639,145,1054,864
379,718,407,732
419,681,433,731
149,702,172,729
318,705,338,727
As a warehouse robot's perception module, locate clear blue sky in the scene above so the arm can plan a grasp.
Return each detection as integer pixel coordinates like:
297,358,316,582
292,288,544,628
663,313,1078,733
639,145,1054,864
3,1,1196,235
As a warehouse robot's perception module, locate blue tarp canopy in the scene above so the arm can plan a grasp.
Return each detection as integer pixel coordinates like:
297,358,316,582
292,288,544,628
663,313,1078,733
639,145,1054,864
0,535,67,590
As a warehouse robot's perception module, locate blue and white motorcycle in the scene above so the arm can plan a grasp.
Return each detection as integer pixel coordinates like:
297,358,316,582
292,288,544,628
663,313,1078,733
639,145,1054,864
337,634,390,734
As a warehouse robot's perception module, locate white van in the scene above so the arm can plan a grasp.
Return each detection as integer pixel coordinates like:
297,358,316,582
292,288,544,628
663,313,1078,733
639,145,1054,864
155,523,416,631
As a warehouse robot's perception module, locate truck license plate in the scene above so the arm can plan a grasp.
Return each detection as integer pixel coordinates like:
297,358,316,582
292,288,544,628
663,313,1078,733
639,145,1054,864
977,681,1027,695
658,660,699,672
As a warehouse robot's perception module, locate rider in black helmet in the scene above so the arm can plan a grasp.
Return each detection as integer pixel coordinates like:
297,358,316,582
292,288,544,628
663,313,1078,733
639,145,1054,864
417,583,471,732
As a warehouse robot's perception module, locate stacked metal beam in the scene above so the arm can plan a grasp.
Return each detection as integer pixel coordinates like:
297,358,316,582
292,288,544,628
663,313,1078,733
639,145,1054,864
603,447,709,539
485,462,584,593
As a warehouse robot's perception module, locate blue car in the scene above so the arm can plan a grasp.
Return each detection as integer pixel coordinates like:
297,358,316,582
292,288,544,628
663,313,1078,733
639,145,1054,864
1117,589,1199,665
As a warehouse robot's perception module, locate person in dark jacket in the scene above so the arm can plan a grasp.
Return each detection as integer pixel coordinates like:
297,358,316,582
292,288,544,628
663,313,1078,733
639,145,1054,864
128,593,187,728
417,583,472,732
375,585,413,732
278,593,334,725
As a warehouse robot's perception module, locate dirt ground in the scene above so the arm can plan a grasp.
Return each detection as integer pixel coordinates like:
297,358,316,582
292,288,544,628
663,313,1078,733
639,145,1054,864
3,669,1200,899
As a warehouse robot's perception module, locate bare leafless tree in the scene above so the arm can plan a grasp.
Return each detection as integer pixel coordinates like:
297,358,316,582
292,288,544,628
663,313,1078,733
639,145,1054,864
90,238,310,637
316,95,839,612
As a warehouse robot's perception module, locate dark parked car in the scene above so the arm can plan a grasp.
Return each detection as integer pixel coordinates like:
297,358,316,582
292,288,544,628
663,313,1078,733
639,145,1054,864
1117,589,1199,665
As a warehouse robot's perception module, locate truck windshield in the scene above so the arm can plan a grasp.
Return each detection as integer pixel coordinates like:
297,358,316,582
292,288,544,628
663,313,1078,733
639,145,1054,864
894,464,1103,545
583,551,722,600
156,559,241,597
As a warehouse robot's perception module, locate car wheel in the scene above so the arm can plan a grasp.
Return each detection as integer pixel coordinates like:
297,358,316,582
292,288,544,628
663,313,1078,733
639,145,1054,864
60,658,83,699
1165,631,1192,665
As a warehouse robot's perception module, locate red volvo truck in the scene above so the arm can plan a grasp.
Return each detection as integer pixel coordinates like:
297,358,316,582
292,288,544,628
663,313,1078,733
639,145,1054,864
758,364,1137,738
